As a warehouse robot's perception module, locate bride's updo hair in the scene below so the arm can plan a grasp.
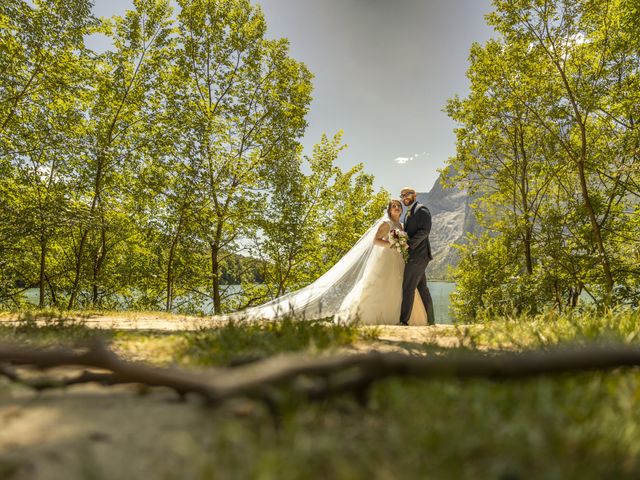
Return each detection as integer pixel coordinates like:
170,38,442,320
387,199,403,216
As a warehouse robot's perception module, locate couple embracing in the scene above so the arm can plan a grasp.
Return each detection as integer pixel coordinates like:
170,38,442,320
231,187,435,325
352,187,435,326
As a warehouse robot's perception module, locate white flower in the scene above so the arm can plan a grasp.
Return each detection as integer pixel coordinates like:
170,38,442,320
389,228,410,263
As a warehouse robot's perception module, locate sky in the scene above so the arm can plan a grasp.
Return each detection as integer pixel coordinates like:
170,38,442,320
88,0,496,196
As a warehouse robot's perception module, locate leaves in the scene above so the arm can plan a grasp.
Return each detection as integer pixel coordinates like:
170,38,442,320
0,0,385,315
448,0,640,319
250,131,389,300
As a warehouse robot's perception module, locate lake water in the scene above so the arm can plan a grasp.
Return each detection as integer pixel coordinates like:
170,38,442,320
427,281,456,324
22,281,457,324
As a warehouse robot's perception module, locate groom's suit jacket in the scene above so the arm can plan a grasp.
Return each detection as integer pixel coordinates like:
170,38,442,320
404,202,433,263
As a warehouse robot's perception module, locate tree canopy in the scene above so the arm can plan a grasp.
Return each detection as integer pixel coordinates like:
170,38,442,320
0,0,389,313
447,0,640,319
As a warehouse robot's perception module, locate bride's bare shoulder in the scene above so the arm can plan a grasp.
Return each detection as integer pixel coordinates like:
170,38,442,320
375,221,391,237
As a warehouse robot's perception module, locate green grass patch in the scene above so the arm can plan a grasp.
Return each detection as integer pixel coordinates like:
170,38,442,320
458,307,640,350
60,371,639,479
0,314,103,346
177,317,379,366
0,313,379,367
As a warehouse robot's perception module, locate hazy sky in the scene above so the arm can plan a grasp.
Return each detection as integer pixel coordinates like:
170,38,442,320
89,0,495,196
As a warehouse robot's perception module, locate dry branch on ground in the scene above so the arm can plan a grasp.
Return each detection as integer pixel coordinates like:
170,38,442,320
2,341,640,406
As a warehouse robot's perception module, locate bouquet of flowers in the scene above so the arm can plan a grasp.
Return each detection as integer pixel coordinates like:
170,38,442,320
389,228,410,263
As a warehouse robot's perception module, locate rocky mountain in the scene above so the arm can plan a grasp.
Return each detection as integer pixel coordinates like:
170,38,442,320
409,172,480,280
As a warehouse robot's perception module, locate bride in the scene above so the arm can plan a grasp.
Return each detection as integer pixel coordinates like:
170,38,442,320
232,199,429,325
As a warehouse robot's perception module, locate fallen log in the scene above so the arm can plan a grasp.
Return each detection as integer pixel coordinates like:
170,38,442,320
2,341,640,406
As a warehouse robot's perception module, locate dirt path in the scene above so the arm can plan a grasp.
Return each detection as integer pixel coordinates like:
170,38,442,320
0,312,464,350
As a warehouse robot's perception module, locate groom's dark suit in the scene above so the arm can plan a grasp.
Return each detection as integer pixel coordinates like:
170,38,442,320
400,202,435,325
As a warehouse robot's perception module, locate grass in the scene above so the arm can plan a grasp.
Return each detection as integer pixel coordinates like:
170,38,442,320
2,309,640,478
181,372,640,479
0,313,101,346
457,307,640,350
0,458,26,480
177,317,380,366
0,313,379,366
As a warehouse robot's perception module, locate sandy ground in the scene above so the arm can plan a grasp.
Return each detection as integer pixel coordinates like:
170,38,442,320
0,313,463,479
0,312,463,348
0,311,214,331
0,386,216,479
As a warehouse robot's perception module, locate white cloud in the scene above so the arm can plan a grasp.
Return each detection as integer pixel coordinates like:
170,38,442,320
394,151,429,165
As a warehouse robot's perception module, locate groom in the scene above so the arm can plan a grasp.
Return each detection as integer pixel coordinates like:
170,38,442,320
399,187,435,326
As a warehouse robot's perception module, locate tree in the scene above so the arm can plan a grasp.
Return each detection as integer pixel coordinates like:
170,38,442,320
0,0,387,316
251,132,389,302
448,0,640,319
160,0,313,314
66,0,174,309
0,0,95,307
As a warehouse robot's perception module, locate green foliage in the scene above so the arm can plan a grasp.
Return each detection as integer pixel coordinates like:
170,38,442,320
151,0,316,314
178,317,373,366
0,0,96,309
460,308,640,351
250,131,389,301
447,0,640,320
450,234,542,319
0,0,387,315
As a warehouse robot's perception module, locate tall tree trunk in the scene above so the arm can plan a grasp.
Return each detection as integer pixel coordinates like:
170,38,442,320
210,218,225,315
210,241,221,315
523,229,533,275
38,236,47,308
550,55,614,304
45,273,57,307
68,156,105,309
166,237,179,312
68,229,89,309
517,127,534,276
91,220,107,307
576,154,614,304
67,40,149,308
553,279,562,312
166,210,186,312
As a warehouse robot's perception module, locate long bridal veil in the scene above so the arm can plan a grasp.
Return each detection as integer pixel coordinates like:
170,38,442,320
229,215,389,322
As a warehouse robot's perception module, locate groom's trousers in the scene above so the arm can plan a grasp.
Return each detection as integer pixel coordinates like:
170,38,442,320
400,260,435,325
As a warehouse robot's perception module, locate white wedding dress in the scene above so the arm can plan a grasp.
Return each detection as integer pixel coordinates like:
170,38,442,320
336,219,428,325
230,215,430,325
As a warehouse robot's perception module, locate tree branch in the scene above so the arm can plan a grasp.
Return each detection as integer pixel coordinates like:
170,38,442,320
4,342,640,408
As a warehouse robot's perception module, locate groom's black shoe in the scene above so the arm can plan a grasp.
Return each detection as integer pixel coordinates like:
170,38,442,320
397,321,409,326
